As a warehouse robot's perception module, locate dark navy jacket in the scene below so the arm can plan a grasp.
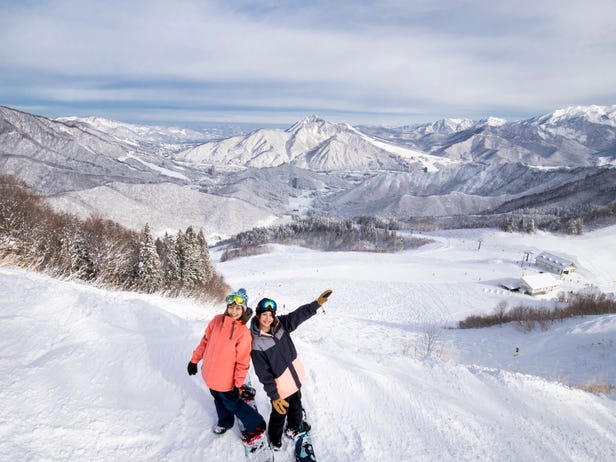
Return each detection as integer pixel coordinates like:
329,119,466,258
250,301,320,400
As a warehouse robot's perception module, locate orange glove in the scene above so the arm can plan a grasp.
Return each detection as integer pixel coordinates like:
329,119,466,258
317,289,333,305
272,398,289,415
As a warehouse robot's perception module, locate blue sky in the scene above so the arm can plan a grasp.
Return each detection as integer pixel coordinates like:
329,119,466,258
1,0,615,128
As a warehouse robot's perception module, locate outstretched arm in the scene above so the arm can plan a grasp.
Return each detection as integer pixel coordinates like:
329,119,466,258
282,290,333,332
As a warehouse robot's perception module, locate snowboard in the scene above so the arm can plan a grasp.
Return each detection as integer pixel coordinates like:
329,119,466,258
293,411,317,462
238,384,274,462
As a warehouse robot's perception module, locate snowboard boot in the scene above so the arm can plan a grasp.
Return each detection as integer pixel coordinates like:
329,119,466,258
284,421,311,439
270,439,282,451
241,420,267,445
241,421,269,454
213,425,232,435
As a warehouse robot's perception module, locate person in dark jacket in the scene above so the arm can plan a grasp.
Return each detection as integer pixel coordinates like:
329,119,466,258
250,290,332,449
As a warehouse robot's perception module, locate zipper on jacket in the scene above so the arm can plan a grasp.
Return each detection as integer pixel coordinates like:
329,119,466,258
229,320,235,340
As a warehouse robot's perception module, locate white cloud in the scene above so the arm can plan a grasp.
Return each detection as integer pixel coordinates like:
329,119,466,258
1,0,615,125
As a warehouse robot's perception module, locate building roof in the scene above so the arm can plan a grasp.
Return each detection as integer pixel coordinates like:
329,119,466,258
535,252,575,269
520,272,561,290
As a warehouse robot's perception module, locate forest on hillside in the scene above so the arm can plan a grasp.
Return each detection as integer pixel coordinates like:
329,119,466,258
0,174,227,299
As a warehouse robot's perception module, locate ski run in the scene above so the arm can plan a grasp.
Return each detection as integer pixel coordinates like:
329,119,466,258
1,226,615,461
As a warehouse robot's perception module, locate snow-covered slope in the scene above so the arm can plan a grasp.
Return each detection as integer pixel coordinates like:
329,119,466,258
47,182,283,240
1,226,615,461
361,105,616,167
56,116,243,156
0,106,192,194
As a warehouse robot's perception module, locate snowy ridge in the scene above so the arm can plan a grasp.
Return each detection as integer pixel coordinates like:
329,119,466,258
0,105,193,195
176,115,452,172
359,104,616,167
1,226,615,461
57,116,228,145
531,105,616,127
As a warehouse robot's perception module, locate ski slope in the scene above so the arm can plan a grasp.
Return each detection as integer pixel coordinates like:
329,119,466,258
1,226,615,461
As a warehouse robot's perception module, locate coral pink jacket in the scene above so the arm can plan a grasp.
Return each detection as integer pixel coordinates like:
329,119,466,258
190,314,251,392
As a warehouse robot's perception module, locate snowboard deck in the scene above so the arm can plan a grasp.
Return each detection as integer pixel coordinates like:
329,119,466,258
238,384,274,462
293,428,316,462
292,408,316,462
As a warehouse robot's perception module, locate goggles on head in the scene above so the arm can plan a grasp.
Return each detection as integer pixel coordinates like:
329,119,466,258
226,294,246,306
257,298,277,313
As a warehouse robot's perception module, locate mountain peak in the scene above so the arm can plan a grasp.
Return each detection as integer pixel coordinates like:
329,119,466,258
478,116,507,127
286,114,334,133
533,105,616,127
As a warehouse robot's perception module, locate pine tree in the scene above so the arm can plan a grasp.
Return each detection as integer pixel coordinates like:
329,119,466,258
182,226,200,286
63,227,95,280
134,224,163,292
173,229,188,285
160,232,181,287
196,229,214,284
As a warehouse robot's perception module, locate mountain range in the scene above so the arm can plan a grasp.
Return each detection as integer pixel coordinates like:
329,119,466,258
1,104,615,240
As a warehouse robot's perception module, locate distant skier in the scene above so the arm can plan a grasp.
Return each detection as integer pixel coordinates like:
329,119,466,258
250,290,332,450
187,288,267,444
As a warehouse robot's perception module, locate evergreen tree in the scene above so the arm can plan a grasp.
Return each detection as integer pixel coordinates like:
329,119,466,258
134,224,163,292
61,225,95,280
160,232,180,287
180,226,214,287
173,229,188,285
196,229,214,284
182,226,200,286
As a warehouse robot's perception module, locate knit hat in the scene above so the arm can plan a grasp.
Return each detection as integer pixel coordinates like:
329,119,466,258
226,288,248,308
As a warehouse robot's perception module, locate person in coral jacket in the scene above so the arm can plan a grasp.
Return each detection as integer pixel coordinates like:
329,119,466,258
187,288,266,441
250,289,332,450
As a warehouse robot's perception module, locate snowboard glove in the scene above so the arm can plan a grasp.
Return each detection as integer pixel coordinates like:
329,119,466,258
317,289,333,305
187,361,198,376
272,398,289,415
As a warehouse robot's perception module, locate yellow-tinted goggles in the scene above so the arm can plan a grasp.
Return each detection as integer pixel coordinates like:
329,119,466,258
226,294,246,305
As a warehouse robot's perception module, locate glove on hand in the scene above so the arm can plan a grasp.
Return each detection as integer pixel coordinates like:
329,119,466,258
187,361,198,376
317,289,333,305
272,398,289,415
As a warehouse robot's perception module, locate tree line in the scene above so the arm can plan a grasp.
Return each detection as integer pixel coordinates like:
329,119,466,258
399,203,615,234
220,215,432,261
459,291,616,331
0,174,227,299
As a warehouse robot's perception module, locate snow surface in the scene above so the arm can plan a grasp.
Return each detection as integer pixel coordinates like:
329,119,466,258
119,153,190,181
1,227,615,461
48,182,281,241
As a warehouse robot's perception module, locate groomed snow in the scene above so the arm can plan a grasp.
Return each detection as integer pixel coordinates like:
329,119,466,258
1,226,615,461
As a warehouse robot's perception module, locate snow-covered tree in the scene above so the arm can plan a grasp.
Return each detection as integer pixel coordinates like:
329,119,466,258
196,229,214,284
134,224,163,292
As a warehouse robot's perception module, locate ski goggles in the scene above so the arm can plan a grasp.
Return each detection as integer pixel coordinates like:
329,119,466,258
226,294,247,306
257,298,277,313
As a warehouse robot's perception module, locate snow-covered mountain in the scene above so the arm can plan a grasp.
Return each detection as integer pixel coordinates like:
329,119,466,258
0,105,277,239
1,104,615,239
176,115,453,173
56,116,244,156
360,105,616,166
0,106,192,194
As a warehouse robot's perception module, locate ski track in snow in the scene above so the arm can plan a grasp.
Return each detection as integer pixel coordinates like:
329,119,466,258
1,227,616,461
